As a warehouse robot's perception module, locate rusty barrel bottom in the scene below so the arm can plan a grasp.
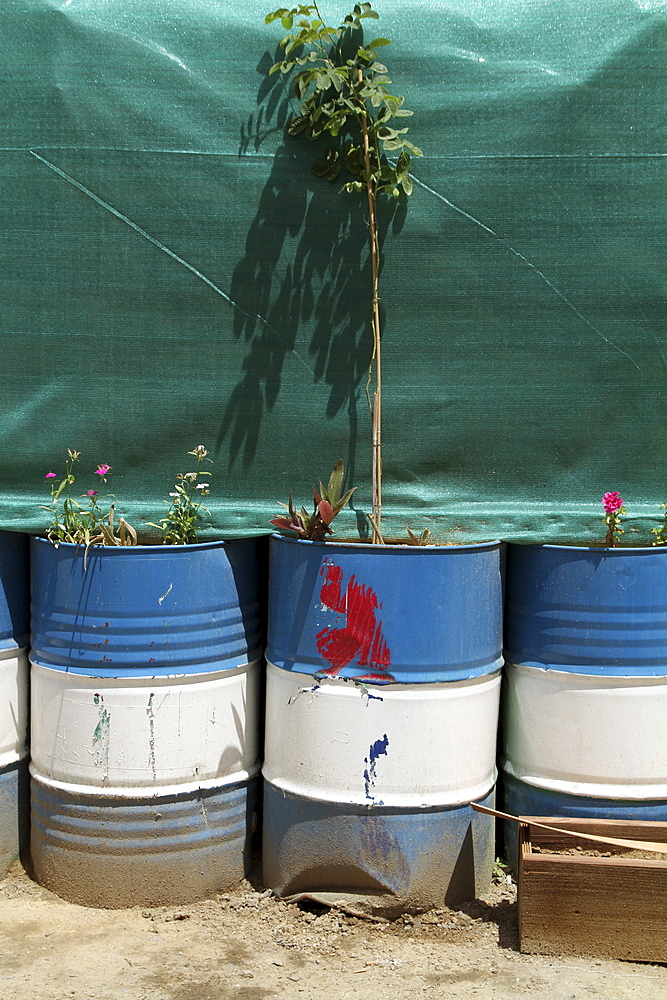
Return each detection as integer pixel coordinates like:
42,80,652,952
262,781,495,918
501,770,667,872
30,774,258,907
0,757,29,873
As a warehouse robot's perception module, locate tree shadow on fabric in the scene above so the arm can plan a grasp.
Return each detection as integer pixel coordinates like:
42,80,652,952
221,48,406,504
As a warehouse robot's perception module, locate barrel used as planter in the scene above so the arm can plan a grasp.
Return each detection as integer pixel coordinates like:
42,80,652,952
263,535,503,916
0,531,30,873
29,536,264,907
502,543,667,865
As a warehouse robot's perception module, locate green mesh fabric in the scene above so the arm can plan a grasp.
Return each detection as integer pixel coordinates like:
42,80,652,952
0,1,664,542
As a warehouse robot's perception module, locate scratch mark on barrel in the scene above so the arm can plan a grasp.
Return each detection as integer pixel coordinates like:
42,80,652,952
147,692,156,781
92,693,110,782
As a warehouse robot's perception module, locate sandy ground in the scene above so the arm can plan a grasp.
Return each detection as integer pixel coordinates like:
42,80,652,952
1,859,666,1000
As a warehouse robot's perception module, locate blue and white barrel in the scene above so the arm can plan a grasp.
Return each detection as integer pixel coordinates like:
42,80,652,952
263,535,503,916
0,531,30,872
30,537,264,907
502,543,667,864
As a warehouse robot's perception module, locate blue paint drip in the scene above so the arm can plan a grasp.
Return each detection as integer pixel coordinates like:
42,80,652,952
370,734,389,763
363,734,389,803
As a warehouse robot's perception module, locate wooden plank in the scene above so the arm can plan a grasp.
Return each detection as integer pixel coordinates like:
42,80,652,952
473,803,667,852
526,816,667,847
519,818,667,962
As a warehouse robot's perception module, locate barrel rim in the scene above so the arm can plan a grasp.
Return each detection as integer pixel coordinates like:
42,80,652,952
270,532,501,553
507,541,664,554
29,765,261,799
31,536,253,555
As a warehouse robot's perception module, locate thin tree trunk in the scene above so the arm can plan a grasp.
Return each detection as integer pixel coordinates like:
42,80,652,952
358,69,383,544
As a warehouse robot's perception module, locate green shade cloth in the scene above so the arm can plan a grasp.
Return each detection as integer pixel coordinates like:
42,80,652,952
0,0,664,542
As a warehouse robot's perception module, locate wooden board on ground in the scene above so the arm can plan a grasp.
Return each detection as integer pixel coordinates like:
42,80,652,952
518,817,667,962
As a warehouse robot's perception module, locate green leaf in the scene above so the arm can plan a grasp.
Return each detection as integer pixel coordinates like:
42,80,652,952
327,460,344,504
369,38,391,48
401,174,413,195
286,115,309,134
312,161,330,177
332,485,357,515
265,9,290,25
281,15,294,29
295,75,307,98
402,140,424,156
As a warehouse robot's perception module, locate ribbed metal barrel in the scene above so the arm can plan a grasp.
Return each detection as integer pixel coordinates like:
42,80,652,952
0,530,30,872
30,536,264,906
268,537,503,683
504,544,667,676
263,535,503,915
502,543,667,866
31,536,263,675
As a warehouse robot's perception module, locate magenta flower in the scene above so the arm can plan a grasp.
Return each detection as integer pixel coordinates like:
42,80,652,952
45,472,56,479
602,491,624,515
86,489,97,497
95,464,111,476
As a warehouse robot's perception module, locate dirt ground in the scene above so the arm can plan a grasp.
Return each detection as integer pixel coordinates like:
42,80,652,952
1,859,666,1000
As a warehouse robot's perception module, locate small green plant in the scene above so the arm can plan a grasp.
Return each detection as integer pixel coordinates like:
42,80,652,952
270,459,356,540
601,491,626,547
42,449,136,547
148,446,213,545
492,858,511,883
653,503,667,546
265,3,421,542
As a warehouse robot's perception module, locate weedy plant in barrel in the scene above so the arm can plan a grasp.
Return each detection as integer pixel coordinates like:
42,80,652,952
42,445,213,548
31,444,263,908
42,449,137,548
601,491,626,547
265,2,422,542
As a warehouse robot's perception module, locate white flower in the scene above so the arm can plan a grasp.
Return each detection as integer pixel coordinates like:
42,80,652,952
169,492,178,497
184,472,197,481
196,483,209,490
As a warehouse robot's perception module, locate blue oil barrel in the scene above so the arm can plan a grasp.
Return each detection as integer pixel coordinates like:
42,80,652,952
0,530,30,873
263,535,504,915
30,536,264,907
502,543,667,867
504,543,667,676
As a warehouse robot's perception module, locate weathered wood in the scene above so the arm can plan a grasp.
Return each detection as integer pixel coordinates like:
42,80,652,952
474,803,667,852
518,817,667,962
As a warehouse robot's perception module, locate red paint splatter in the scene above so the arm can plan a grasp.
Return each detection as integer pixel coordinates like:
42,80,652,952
316,563,393,681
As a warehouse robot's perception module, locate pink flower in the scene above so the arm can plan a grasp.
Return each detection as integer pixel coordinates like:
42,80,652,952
86,490,97,497
95,464,111,476
602,491,624,514
45,472,56,479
